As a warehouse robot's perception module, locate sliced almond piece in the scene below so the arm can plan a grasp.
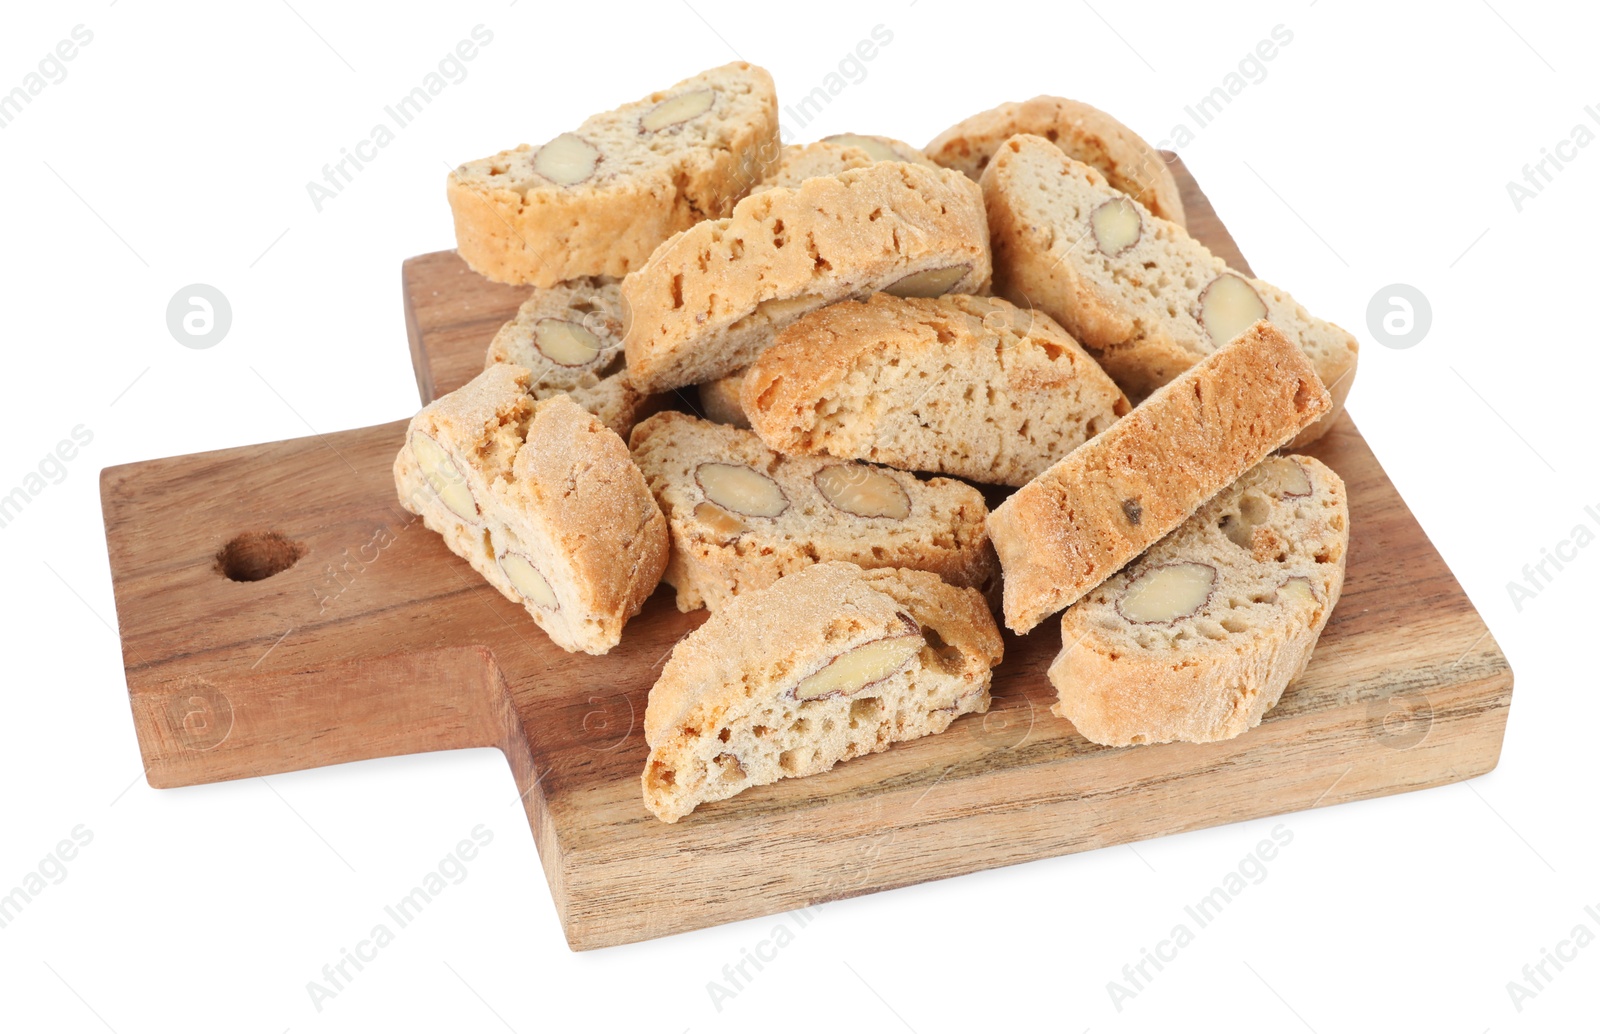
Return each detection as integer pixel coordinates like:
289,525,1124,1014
883,263,969,299
410,432,479,523
533,133,601,186
640,89,716,132
693,500,747,539
821,133,901,162
1197,273,1268,348
695,462,789,519
534,318,603,366
813,464,911,520
792,630,923,700
755,294,823,324
1117,562,1216,624
1278,575,1317,605
1091,196,1143,256
498,552,558,610
1260,460,1313,498
712,751,745,781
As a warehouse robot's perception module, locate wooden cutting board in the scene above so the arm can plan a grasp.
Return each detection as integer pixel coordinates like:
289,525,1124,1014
102,156,1512,950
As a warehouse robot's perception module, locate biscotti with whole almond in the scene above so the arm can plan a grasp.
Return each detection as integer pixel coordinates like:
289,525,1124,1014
926,96,1186,226
394,364,668,655
629,411,997,612
448,62,780,287
1050,455,1348,745
741,293,1130,487
981,133,1357,446
987,320,1330,634
751,137,938,193
483,278,655,436
642,562,1003,822
622,161,991,394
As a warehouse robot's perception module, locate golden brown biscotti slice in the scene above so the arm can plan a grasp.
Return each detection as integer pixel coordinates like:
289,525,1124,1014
629,411,998,612
642,562,1003,822
741,293,1130,487
751,137,938,192
926,96,1186,226
987,321,1330,634
1050,455,1348,745
621,161,991,393
981,133,1357,446
447,62,780,287
483,278,656,437
696,370,750,428
394,365,668,654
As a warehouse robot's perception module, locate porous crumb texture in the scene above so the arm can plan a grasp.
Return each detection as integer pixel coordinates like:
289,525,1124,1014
393,365,668,655
628,411,998,613
741,293,1131,487
448,62,780,286
642,562,1003,822
621,160,992,393
751,137,937,193
483,277,656,436
980,133,1357,445
1050,455,1348,745
926,95,1186,226
696,369,750,428
987,321,1331,634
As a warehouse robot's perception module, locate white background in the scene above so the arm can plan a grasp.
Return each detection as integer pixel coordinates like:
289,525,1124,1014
2,1,1596,1030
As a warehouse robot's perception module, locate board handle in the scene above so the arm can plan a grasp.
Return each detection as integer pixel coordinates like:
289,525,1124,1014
126,646,512,788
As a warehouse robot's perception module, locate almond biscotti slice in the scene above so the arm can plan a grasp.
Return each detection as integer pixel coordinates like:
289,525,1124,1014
622,161,991,394
447,62,780,287
628,411,997,612
926,96,1186,226
981,133,1357,446
741,293,1130,487
1050,455,1348,745
394,365,668,655
642,562,1003,822
484,278,656,437
988,321,1330,634
751,136,937,193
696,142,967,427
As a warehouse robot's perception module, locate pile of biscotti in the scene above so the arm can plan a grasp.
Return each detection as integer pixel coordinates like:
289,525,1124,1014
396,63,1358,823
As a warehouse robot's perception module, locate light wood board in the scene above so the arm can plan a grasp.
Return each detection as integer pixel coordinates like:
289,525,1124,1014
103,156,1511,950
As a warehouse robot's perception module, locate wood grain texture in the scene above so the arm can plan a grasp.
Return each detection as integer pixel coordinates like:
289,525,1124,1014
104,156,1510,950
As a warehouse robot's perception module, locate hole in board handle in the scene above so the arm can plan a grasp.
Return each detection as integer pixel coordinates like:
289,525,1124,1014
217,531,306,582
